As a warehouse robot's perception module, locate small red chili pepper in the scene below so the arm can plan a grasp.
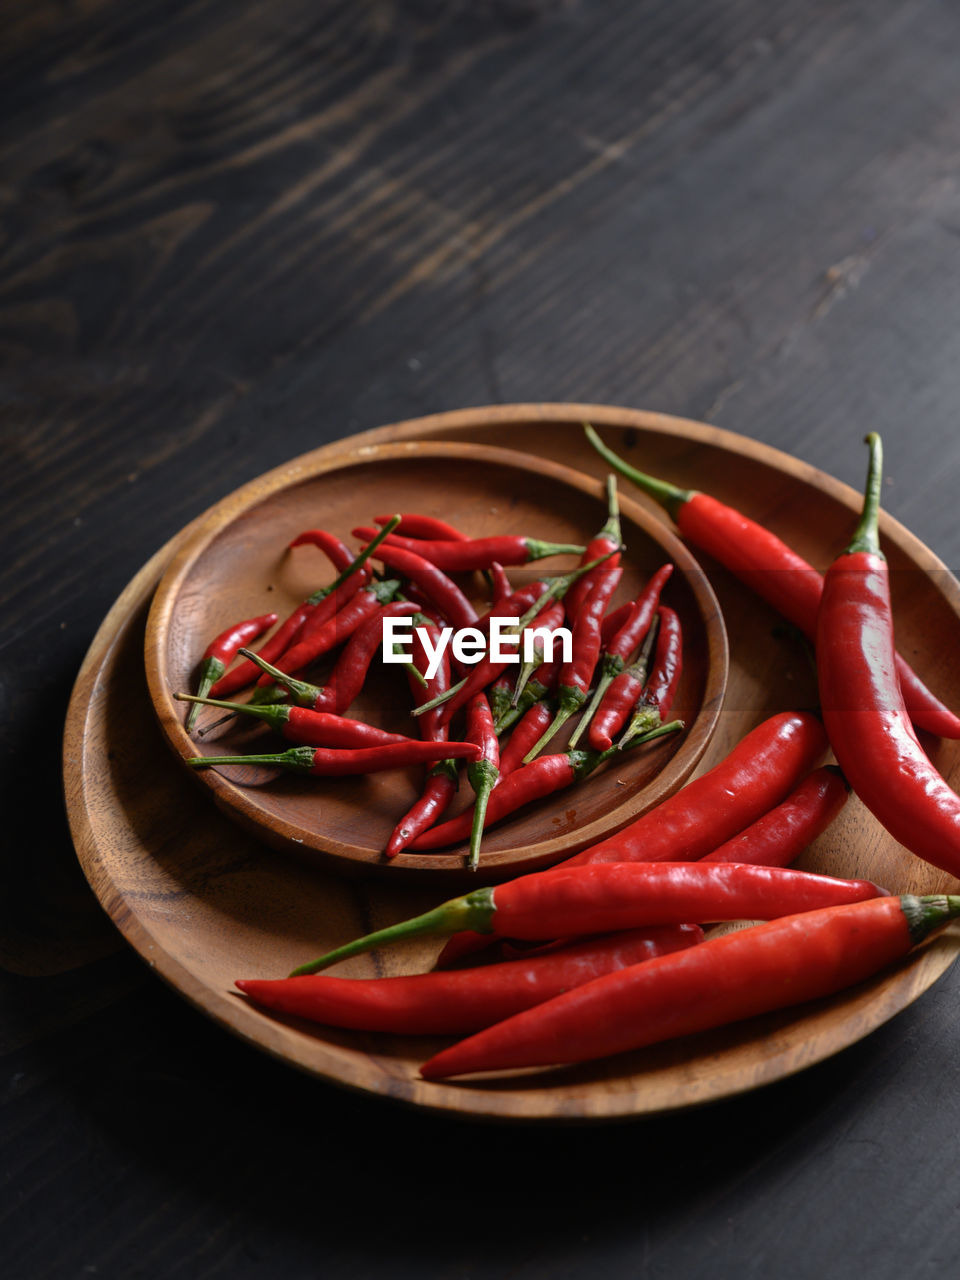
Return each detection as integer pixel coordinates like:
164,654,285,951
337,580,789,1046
498,700,555,777
259,578,401,681
188,739,480,777
287,529,357,565
291,860,887,975
353,526,586,571
210,516,401,698
420,893,955,1079
464,693,500,871
587,614,660,752
508,602,566,712
495,658,561,735
818,434,960,879
488,561,512,608
523,566,623,760
372,513,473,542
409,720,682,852
175,694,419,749
616,605,684,748
574,565,673,747
236,925,702,1036
186,612,278,732
365,542,478,629
584,424,960,739
701,765,849,866
564,474,623,622
385,618,458,859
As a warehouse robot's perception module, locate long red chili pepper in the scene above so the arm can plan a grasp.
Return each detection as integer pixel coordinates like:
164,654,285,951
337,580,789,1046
587,613,660,752
210,516,401,698
385,618,459,859
701,765,849,866
523,566,623,760
352,527,586,571
186,612,278,732
188,739,480,777
421,893,957,1079
236,925,702,1036
464,693,500,871
818,434,960,878
408,720,683,852
616,605,684,747
584,424,960,739
372,513,472,542
175,695,419,749
564,474,622,622
259,578,401,680
366,542,478,629
290,861,887,975
498,701,555,776
288,529,357,564
574,564,673,747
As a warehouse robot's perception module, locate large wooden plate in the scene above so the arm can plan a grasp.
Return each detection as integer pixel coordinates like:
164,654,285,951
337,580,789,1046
145,440,726,884
63,405,960,1122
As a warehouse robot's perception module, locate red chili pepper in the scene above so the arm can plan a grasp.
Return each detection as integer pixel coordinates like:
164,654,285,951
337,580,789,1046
236,925,702,1036
615,605,684,748
421,893,955,1079
495,658,561,735
259,578,401,681
409,720,682,852
464,693,500,871
564,474,623,622
373,513,473,542
287,529,357,566
188,739,480,777
291,860,887,975
488,562,512,608
523,566,623,760
175,694,419,749
818,434,960,878
386,618,459,859
365,542,478,629
567,710,827,867
585,424,960,739
210,516,401,698
574,565,673,747
700,765,849,867
185,612,278,732
587,613,660,752
498,701,555,777
353,526,586,571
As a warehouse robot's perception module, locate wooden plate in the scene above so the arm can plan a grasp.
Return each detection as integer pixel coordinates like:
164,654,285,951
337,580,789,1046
144,441,727,884
64,405,960,1123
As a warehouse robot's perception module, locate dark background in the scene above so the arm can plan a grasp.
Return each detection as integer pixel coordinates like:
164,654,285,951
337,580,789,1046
4,1,960,1276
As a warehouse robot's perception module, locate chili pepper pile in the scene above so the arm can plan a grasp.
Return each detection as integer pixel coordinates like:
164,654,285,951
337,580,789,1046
178,487,690,866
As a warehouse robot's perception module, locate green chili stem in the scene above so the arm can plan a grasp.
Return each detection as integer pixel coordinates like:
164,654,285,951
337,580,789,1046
583,424,694,522
845,432,884,558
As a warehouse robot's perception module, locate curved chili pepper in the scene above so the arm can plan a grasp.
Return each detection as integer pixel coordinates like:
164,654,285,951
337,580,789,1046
523,566,623,760
464,693,500,871
588,614,660,752
386,618,458,859
564,474,623,622
373,513,472,542
260,578,401,681
616,605,684,748
366,542,478,629
175,694,418,749
353,527,586,571
288,529,357,564
291,860,887,975
186,612,278,732
498,700,555,777
188,739,480,777
818,434,960,877
236,925,702,1036
488,561,512,608
409,720,682,852
584,423,960,739
210,516,401,698
574,565,673,747
421,893,954,1079
701,765,849,866
567,709,827,866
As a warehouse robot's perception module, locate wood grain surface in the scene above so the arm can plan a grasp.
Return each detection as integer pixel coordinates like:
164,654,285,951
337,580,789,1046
7,0,960,1276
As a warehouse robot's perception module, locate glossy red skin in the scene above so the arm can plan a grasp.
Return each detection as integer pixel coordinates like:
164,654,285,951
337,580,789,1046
645,605,683,717
279,709,415,749
605,564,673,662
302,740,479,775
466,693,499,770
409,753,577,850
201,612,278,665
565,535,622,622
701,766,849,866
561,566,622,695
420,896,912,1079
678,492,960,738
354,527,566,570
265,584,392,679
323,602,420,714
566,711,828,867
499,703,554,776
236,925,703,1036
487,860,886,940
368,543,477,629
818,552,960,875
588,667,647,752
288,530,356,567
373,513,471,542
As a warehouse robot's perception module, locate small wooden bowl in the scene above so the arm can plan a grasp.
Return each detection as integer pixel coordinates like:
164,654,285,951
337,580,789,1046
145,440,727,884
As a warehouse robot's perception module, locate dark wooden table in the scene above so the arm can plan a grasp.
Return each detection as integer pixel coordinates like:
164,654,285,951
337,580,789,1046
5,1,960,1275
